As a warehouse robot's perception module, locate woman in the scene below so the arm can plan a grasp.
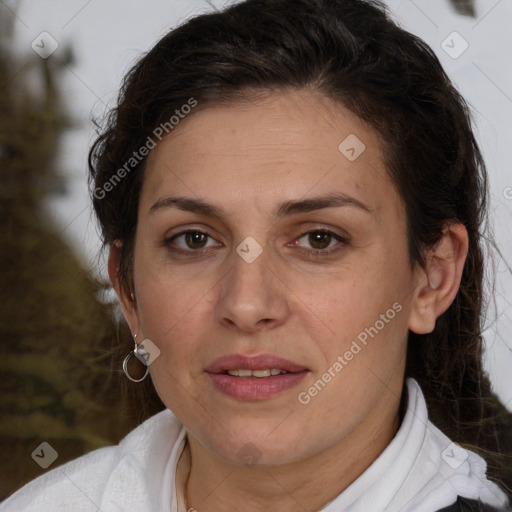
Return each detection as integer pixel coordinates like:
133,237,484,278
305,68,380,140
2,0,511,510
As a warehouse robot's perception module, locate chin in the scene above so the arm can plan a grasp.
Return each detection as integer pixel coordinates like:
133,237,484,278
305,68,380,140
198,421,310,467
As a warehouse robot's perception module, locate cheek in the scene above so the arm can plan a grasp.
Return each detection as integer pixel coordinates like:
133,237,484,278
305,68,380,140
135,280,215,414
136,283,212,350
131,252,213,371
297,263,411,401
293,274,409,405
294,254,406,338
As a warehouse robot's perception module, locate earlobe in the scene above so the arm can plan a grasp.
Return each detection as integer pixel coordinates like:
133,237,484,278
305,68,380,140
408,223,468,335
107,241,140,335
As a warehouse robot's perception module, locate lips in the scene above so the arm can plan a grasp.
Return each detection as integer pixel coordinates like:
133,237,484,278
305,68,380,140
205,354,308,374
205,354,309,400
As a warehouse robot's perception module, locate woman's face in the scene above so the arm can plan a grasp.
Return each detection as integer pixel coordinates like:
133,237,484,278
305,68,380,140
124,89,424,465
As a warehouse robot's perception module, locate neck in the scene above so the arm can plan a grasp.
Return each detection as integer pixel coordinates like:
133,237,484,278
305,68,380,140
180,386,403,512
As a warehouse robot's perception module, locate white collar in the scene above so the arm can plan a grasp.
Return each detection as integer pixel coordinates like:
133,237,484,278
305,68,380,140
320,378,508,511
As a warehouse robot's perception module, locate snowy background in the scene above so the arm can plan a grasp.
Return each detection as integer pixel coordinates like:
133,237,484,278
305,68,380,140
5,0,511,407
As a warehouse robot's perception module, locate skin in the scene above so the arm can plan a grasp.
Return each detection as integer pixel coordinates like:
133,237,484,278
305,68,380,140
109,89,468,511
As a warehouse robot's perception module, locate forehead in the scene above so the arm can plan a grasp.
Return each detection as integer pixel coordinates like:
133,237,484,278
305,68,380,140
141,89,398,219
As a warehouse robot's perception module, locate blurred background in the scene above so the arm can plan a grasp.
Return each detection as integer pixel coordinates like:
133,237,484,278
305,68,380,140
1,0,511,500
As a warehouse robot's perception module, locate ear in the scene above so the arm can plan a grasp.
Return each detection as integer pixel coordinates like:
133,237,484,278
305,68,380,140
108,242,140,336
408,222,469,334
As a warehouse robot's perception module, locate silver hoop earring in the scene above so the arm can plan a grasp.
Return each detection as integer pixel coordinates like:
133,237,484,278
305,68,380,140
122,334,150,383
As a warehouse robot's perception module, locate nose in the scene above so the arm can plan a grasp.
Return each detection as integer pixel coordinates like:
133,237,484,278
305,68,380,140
214,245,290,333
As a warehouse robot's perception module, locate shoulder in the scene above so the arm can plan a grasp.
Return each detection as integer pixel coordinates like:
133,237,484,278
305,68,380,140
0,444,121,511
0,409,183,512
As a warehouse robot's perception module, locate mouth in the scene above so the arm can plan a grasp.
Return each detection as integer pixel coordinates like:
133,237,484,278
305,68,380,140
224,369,290,378
205,354,309,400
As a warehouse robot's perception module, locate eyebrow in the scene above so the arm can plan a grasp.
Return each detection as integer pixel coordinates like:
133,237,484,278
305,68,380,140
149,193,372,217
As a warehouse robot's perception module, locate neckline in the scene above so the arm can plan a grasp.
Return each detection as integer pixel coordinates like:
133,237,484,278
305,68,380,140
175,436,191,511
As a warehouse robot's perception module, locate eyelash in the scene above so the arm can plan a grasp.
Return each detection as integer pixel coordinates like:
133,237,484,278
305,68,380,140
294,229,348,257
164,228,348,258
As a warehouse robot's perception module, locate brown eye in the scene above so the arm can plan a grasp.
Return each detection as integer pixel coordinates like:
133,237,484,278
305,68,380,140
293,229,348,256
167,230,219,252
307,231,332,249
184,231,208,249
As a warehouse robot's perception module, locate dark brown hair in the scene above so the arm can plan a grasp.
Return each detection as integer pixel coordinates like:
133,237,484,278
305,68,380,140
89,0,512,498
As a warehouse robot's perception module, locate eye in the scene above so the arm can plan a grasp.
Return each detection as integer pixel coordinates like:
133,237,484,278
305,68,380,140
294,229,347,254
166,230,220,251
